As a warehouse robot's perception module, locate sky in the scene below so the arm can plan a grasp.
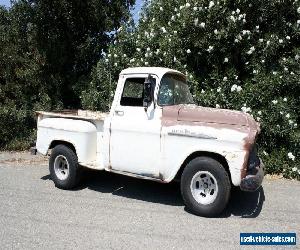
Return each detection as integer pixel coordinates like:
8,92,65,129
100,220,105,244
0,0,10,7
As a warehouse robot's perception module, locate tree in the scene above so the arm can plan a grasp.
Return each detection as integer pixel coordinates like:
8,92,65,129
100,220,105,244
87,0,300,179
0,0,135,148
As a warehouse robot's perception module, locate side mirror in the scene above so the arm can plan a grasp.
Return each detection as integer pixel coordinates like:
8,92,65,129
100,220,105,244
143,75,155,111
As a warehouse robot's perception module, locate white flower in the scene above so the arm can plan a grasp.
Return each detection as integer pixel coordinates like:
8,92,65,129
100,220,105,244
295,54,299,60
224,57,228,63
236,86,242,92
214,29,218,35
247,46,255,55
145,61,149,66
253,70,257,74
216,104,220,108
236,8,240,14
223,76,228,81
286,113,290,118
105,59,109,62
174,30,177,34
146,47,150,52
286,36,290,40
114,62,117,66
160,6,163,11
261,59,265,63
279,39,283,43
217,87,221,92
267,40,270,45
231,84,237,92
194,18,199,26
292,167,297,172
272,100,278,104
230,16,235,22
209,1,215,9
186,2,191,8
263,151,268,156
136,48,141,52
201,89,205,94
257,111,262,115
161,27,167,33
171,15,175,21
207,46,214,52
288,152,295,161
259,38,264,42
129,58,135,63
256,117,261,121
200,22,205,28
174,7,178,12
123,54,127,58
193,7,198,11
294,123,298,128
289,120,294,125
283,97,287,102
186,49,191,54
173,56,177,62
180,5,184,10
297,20,300,25
291,71,295,75
297,7,300,13
107,53,111,58
272,71,277,75
284,67,288,71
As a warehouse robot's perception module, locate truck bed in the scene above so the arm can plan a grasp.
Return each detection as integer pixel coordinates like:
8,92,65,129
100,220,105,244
36,109,108,121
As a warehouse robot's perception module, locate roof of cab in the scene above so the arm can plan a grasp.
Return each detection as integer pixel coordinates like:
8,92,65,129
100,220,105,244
120,67,185,79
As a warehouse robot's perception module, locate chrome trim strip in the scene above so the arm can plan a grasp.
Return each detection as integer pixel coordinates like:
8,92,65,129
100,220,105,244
167,132,217,139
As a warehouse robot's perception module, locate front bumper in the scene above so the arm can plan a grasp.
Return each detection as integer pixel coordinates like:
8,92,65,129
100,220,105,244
240,162,264,192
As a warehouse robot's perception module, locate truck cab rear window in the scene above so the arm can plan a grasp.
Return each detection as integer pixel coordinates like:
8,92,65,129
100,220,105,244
120,78,145,106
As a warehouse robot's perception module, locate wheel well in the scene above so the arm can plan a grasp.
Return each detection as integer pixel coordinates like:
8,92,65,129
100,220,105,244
174,151,231,182
48,140,76,155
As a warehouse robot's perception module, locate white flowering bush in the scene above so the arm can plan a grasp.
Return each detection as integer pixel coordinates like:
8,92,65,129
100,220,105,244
82,0,300,179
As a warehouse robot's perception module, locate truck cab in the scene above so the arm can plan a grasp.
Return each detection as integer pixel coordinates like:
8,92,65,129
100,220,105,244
34,67,264,217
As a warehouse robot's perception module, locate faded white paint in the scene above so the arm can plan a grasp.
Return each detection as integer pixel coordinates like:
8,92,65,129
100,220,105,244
36,67,260,188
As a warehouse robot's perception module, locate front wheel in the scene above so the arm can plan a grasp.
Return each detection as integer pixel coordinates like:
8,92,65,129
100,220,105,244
49,145,82,189
181,156,231,217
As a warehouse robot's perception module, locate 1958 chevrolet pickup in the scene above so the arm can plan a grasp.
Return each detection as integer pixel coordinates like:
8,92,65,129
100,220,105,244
32,67,264,217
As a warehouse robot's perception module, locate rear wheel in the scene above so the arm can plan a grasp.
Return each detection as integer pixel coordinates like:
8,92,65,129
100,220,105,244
181,156,231,217
49,145,82,189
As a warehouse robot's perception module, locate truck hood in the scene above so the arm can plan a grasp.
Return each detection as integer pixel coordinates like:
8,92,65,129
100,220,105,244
162,104,260,137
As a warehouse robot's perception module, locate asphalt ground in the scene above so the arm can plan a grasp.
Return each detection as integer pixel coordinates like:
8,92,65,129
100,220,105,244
0,151,299,249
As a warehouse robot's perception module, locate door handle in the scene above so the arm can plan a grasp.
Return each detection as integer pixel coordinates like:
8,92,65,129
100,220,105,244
115,110,124,116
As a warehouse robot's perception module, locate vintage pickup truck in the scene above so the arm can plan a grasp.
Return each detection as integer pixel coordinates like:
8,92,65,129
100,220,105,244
33,67,264,217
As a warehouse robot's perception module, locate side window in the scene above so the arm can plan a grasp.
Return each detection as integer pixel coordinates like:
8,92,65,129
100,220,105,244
120,78,145,106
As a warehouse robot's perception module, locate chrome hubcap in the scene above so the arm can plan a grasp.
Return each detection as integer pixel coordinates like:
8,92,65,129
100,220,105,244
190,171,218,205
54,155,69,180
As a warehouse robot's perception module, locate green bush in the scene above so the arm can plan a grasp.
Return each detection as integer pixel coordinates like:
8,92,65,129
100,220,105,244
0,103,33,150
87,0,300,179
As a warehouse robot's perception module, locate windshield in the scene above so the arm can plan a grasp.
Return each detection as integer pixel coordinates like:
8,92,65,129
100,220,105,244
158,73,194,106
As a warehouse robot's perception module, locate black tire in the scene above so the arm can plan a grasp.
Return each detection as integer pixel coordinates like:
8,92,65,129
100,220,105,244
49,144,82,189
181,156,231,217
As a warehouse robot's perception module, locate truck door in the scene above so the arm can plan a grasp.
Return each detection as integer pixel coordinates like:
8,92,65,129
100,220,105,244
109,74,161,178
